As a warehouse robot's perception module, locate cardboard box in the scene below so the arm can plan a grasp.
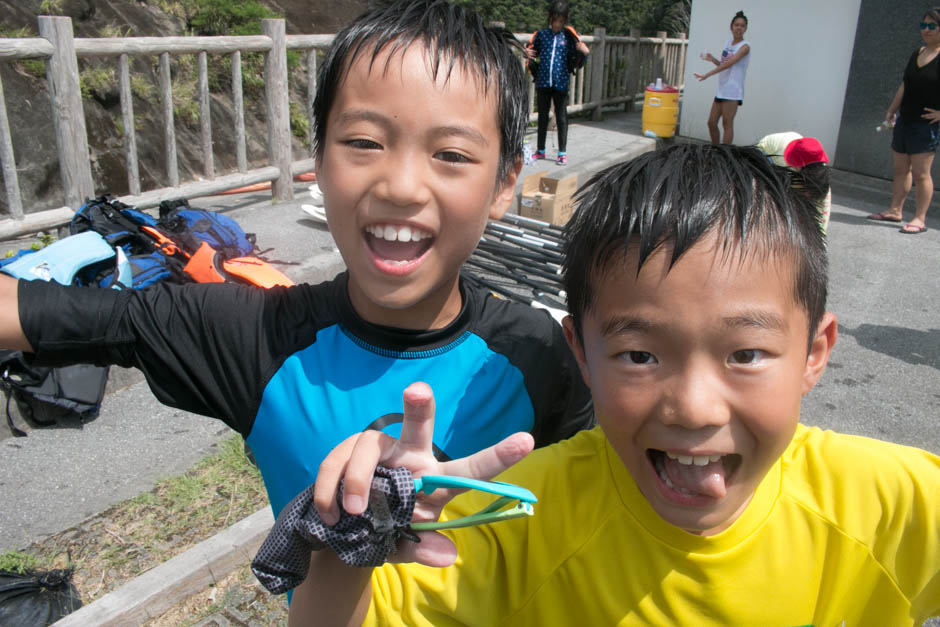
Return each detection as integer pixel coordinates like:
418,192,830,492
518,170,578,226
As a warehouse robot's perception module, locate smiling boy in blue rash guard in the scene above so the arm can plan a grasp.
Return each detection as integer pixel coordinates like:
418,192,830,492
0,0,593,524
292,144,939,626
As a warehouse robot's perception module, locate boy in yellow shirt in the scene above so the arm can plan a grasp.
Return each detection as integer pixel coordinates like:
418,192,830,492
288,144,940,625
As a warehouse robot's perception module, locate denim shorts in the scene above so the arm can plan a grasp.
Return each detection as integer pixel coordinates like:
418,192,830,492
891,115,940,154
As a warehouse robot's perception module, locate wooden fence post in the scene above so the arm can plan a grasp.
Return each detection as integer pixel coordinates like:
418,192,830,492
624,28,640,112
262,18,293,201
590,27,606,121
677,32,687,89
232,50,247,173
197,50,214,179
0,73,23,219
37,16,94,209
306,48,317,156
158,52,179,187
656,30,667,83
118,54,141,196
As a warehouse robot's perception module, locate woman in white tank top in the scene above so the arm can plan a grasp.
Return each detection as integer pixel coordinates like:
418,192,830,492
694,11,751,144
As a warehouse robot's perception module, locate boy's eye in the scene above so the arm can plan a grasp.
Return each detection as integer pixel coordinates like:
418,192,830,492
345,139,381,150
435,150,471,164
621,351,657,365
729,349,763,365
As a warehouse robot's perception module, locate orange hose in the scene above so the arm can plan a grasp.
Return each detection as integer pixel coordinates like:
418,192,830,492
216,171,317,195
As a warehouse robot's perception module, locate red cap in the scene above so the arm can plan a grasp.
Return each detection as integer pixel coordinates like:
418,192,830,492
784,137,829,168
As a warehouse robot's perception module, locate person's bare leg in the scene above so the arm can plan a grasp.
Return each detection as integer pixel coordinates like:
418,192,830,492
720,100,739,145
868,152,909,222
905,151,934,230
706,101,722,144
884,151,912,220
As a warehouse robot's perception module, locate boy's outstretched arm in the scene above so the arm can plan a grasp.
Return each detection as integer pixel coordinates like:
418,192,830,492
288,382,534,625
0,275,32,352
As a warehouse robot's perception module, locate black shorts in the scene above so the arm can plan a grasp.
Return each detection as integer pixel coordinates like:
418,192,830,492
714,97,743,106
892,115,940,154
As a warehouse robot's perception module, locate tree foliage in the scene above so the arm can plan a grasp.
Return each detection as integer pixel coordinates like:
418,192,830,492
453,0,691,36
181,0,278,36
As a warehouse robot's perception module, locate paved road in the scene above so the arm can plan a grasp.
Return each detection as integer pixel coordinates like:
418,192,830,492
1,112,938,552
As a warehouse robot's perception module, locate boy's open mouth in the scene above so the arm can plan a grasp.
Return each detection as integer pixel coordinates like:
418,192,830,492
648,449,742,499
365,224,434,266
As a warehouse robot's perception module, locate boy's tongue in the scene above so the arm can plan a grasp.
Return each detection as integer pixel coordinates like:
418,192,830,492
663,456,728,499
369,237,427,262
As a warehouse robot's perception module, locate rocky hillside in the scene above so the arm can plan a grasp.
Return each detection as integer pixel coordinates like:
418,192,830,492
0,0,369,215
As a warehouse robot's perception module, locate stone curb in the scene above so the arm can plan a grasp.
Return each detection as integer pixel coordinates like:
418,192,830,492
52,508,274,626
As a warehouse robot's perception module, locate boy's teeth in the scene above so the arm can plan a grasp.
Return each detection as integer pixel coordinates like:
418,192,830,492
369,224,429,242
665,451,723,466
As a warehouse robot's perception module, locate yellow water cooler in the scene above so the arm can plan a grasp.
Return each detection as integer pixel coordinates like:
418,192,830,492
641,81,679,139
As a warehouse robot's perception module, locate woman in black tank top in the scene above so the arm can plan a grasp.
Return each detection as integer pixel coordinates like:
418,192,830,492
868,7,940,234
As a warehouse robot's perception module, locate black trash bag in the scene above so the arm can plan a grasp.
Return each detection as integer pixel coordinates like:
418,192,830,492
0,567,83,625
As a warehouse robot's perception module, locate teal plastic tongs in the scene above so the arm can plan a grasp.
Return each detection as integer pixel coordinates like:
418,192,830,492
409,476,537,531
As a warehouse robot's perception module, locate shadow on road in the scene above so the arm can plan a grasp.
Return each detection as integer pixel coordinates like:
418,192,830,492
839,323,940,371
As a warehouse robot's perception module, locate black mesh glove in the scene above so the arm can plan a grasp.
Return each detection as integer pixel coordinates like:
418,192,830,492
251,465,418,594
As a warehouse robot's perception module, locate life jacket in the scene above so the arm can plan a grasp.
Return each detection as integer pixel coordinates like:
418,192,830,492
182,242,294,288
526,25,586,80
0,231,115,286
157,198,294,288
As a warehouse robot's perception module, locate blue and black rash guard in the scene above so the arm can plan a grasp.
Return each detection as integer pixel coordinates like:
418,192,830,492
18,273,594,516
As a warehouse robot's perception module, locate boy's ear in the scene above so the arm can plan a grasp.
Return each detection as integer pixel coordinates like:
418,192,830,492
801,311,838,395
488,158,523,220
562,315,592,389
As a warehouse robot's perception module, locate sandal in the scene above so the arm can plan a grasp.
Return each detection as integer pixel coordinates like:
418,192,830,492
899,223,928,234
866,212,902,223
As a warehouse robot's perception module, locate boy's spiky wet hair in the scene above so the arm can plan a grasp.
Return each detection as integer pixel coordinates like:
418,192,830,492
313,0,528,186
563,144,828,349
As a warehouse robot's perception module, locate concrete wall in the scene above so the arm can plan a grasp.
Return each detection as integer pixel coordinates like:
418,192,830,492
680,0,861,161
834,0,935,182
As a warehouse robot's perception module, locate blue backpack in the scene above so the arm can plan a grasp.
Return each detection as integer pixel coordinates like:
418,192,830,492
158,198,258,259
69,195,188,289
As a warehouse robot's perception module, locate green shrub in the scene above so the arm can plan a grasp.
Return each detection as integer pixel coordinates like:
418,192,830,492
0,24,47,79
99,23,131,39
39,0,64,15
131,74,156,101
0,550,46,574
80,65,116,101
289,100,310,147
182,0,278,37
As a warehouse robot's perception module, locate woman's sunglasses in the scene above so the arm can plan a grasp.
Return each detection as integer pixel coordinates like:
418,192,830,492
921,21,939,31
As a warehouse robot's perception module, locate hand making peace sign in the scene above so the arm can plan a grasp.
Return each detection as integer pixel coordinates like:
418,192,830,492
313,382,535,567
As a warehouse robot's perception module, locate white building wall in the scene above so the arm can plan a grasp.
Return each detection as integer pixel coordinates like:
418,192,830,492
680,0,862,161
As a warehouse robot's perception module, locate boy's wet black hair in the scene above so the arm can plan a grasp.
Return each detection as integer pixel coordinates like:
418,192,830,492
563,144,828,350
549,1,570,22
313,0,528,186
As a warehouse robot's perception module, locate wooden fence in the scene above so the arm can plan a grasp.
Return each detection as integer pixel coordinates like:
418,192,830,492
0,17,686,241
